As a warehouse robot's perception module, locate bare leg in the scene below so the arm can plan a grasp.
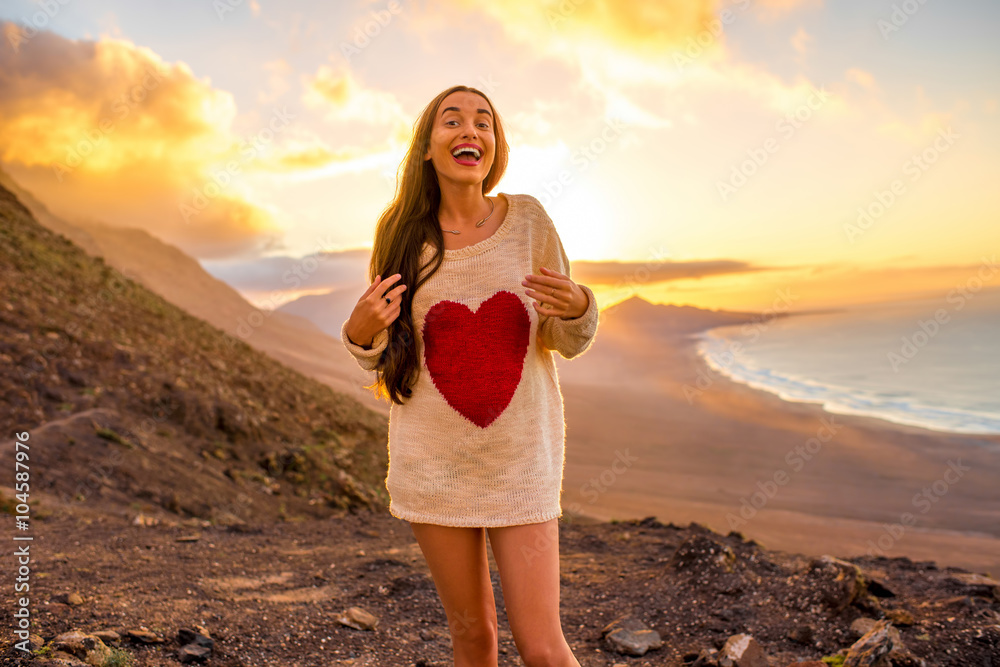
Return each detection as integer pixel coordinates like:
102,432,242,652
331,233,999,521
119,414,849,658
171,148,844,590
410,522,499,667
487,518,580,667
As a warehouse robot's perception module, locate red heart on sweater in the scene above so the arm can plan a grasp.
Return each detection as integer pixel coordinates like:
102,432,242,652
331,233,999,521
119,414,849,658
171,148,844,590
422,290,531,428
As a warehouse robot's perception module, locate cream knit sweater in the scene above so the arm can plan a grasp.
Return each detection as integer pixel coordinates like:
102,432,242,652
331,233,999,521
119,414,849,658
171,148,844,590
340,192,599,527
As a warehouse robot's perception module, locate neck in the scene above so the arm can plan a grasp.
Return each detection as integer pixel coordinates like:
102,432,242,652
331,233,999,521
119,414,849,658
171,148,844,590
437,182,489,229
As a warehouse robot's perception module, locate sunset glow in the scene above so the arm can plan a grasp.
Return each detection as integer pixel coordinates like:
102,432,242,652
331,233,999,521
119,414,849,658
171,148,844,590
1,0,997,312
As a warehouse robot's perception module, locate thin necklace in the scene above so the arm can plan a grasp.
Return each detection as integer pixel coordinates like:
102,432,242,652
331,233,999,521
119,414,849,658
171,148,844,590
440,197,495,235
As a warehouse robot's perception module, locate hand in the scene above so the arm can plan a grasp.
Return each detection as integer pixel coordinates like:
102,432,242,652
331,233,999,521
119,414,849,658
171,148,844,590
345,273,407,347
521,266,589,319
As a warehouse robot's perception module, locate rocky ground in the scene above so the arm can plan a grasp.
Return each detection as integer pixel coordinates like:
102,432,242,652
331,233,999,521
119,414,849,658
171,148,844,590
1,504,998,667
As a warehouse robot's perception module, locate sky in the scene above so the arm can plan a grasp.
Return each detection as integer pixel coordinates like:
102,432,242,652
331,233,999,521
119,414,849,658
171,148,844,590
1,0,998,313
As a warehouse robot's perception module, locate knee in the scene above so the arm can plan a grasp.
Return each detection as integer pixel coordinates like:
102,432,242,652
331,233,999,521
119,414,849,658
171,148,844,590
448,613,497,652
517,638,572,667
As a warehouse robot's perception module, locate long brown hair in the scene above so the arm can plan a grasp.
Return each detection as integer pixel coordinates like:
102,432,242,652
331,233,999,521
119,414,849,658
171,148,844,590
362,84,510,404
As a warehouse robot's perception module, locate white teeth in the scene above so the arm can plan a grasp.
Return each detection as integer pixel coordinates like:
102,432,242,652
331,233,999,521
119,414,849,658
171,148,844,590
451,146,481,159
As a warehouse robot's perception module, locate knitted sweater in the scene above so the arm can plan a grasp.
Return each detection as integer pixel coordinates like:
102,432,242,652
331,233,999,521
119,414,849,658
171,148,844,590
340,192,599,527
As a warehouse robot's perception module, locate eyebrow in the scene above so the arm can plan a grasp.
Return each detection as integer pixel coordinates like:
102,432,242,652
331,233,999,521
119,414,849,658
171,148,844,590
441,106,492,119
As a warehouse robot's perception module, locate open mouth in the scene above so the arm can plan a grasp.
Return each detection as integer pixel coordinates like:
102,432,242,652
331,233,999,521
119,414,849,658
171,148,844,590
451,145,483,166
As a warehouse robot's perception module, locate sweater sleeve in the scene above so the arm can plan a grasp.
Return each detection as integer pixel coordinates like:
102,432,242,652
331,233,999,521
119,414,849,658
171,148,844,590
536,221,599,360
340,318,388,371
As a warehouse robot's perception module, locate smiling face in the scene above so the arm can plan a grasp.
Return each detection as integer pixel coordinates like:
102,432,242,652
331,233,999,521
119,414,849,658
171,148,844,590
423,90,496,190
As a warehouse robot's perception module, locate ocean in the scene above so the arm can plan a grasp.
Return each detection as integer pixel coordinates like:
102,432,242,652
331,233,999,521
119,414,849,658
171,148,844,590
694,286,1000,435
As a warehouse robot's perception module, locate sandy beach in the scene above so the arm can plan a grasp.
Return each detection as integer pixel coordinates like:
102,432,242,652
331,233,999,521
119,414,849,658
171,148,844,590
554,312,1000,577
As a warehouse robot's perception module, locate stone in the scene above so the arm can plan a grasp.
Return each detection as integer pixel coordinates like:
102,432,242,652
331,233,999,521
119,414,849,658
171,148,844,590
50,630,113,666
92,630,120,644
845,619,895,667
176,625,214,662
718,633,769,667
849,617,902,646
883,607,916,625
601,615,663,656
52,591,85,606
337,605,379,631
670,534,737,574
124,628,165,644
947,572,1000,601
177,643,212,663
177,627,214,649
34,651,89,667
805,555,866,611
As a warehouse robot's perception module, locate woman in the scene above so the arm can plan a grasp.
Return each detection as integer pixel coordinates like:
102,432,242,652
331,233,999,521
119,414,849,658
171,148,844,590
341,84,598,667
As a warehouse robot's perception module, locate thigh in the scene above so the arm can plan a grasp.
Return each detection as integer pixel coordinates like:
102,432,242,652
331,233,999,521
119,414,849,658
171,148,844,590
486,519,564,639
409,522,498,638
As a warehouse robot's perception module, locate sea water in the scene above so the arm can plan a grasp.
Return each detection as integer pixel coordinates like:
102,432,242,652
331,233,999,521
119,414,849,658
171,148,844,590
694,287,1000,435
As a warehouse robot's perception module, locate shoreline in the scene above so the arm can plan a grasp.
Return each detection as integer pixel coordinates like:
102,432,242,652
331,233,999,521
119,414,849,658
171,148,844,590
691,320,1000,439
558,324,1000,577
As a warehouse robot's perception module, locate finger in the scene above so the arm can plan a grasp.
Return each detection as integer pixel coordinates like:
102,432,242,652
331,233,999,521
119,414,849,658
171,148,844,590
533,290,561,309
533,300,558,315
539,266,568,279
380,282,399,299
380,273,402,287
362,274,381,297
381,288,406,305
527,288,557,306
373,273,402,298
529,284,568,303
525,288,547,305
522,274,564,291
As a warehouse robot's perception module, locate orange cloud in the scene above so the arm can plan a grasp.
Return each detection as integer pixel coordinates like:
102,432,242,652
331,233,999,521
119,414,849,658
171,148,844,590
425,0,827,118
270,145,364,170
295,64,413,169
438,0,717,57
791,26,812,55
302,64,409,130
0,22,286,259
845,67,877,91
435,0,821,58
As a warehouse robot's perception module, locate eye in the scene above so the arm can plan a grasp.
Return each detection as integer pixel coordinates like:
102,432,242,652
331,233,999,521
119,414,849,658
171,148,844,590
444,119,491,129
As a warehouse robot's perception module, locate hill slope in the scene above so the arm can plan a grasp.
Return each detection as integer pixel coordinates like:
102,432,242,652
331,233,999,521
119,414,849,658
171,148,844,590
0,179,390,524
0,166,381,412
